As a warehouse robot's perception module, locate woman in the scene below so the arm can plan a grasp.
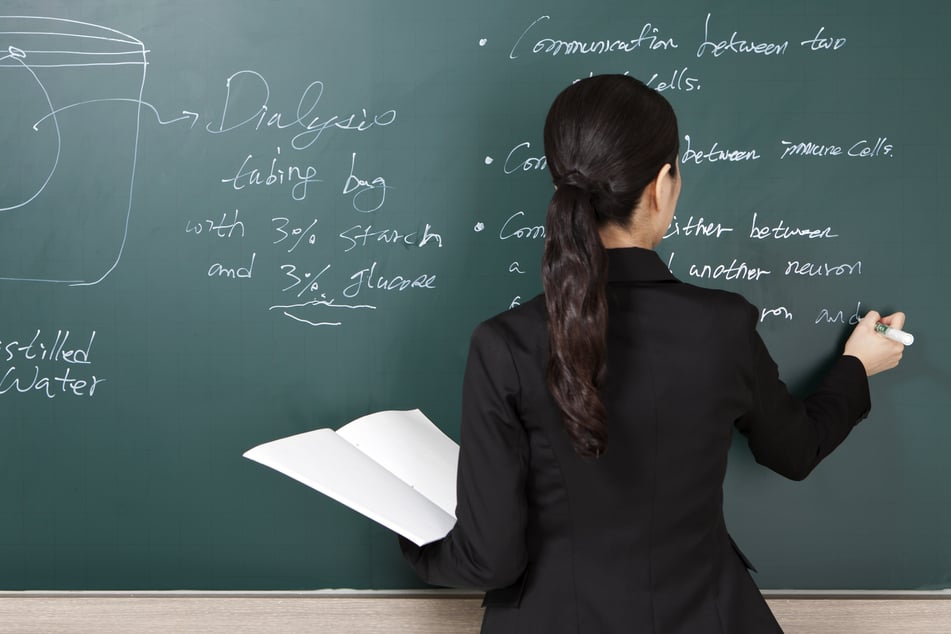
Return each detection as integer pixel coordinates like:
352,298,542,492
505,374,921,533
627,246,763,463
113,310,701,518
400,75,905,633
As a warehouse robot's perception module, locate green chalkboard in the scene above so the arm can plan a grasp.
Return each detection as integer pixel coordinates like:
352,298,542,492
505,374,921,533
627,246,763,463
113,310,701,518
1,1,948,591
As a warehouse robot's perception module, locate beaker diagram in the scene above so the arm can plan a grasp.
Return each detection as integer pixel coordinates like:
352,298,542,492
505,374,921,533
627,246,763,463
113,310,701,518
0,16,147,285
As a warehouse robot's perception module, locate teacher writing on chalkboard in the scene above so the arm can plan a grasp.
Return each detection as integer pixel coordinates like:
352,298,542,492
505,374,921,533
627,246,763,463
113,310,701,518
400,74,905,633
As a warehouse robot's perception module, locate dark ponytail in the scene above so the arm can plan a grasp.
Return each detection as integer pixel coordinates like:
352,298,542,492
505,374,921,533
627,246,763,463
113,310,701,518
542,75,679,458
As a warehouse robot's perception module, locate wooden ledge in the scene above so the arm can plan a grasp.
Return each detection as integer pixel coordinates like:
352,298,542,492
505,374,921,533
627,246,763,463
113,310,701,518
0,593,949,633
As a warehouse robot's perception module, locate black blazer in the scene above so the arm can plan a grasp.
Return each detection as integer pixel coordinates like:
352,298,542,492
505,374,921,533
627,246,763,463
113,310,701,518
401,247,871,634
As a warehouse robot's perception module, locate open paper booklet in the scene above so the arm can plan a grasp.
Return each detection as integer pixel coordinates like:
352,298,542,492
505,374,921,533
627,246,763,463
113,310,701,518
243,409,459,546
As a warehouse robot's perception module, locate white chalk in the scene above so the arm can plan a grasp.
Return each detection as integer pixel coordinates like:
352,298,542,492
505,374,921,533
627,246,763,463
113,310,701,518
874,322,914,346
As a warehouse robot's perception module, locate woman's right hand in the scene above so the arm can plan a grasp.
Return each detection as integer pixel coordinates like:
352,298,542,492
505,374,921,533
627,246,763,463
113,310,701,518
843,310,907,376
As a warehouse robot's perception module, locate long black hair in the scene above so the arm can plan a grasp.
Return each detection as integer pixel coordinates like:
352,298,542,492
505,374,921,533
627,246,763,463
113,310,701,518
542,75,680,458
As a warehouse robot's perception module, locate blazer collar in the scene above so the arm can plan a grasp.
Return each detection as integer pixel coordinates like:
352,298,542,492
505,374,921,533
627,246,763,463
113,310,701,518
606,247,678,284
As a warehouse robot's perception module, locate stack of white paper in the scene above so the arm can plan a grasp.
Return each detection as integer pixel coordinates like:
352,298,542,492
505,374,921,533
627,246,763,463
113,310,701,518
244,409,459,546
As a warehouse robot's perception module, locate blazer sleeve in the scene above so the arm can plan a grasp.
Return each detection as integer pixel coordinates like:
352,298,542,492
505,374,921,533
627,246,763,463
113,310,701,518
735,305,872,481
399,320,530,589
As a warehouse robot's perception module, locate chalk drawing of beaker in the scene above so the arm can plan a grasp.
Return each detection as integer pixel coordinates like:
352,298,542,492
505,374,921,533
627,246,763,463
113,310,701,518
0,16,147,285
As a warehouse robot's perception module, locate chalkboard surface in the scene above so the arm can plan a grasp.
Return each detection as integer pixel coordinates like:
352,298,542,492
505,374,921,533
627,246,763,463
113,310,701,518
1,1,948,591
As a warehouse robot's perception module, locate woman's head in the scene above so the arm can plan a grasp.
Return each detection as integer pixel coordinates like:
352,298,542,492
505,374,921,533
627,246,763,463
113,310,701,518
544,74,680,237
541,75,680,458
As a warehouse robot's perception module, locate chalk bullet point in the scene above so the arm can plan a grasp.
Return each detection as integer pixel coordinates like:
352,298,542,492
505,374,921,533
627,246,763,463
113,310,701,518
474,222,485,232
484,156,494,165
479,38,488,47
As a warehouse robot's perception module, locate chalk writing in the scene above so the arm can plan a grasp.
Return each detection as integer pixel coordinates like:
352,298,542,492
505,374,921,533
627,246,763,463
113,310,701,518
510,15,677,60
815,301,863,325
221,147,320,201
0,13,897,340
785,260,861,277
208,252,255,279
0,365,105,398
500,211,545,240
342,262,437,299
848,138,893,158
664,215,733,239
503,142,547,174
204,71,397,150
343,153,390,213
281,263,331,297
186,209,245,238
646,67,701,92
780,140,842,159
800,27,847,51
696,13,789,58
0,329,104,398
578,67,701,93
780,138,893,159
749,213,838,240
0,17,148,286
273,217,319,253
688,259,771,281
338,224,442,253
2,329,95,364
31,98,198,131
681,135,760,165
761,306,793,322
269,297,377,328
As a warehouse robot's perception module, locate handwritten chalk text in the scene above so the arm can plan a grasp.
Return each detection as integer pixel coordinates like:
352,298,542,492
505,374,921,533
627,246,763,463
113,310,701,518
343,153,390,213
500,211,545,240
664,215,734,239
205,70,396,150
221,147,319,201
761,306,794,322
186,209,246,238
780,137,893,159
815,301,863,325
800,27,847,51
343,261,437,299
510,15,677,60
338,224,443,252
688,259,771,281
696,13,789,58
503,142,547,174
749,213,838,240
0,330,104,398
682,134,760,165
785,260,861,277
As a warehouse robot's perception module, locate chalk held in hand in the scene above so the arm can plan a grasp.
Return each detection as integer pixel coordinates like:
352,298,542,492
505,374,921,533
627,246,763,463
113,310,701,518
874,322,914,346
